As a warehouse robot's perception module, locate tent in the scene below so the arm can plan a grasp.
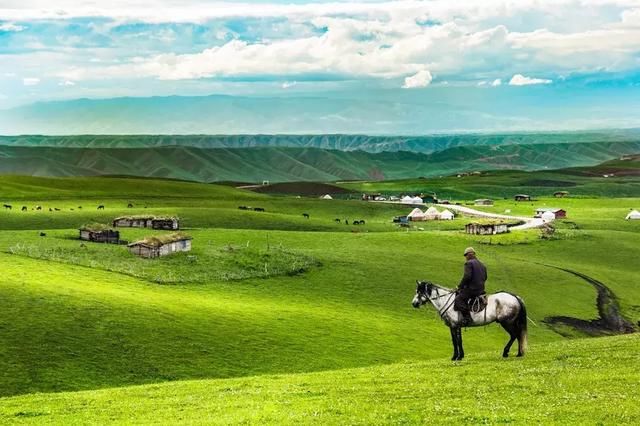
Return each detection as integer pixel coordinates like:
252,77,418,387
401,195,414,204
408,208,426,221
439,210,454,220
411,196,424,204
424,206,440,220
541,211,556,222
321,194,333,200
626,210,640,220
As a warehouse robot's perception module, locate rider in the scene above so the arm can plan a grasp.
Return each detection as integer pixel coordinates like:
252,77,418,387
454,247,487,326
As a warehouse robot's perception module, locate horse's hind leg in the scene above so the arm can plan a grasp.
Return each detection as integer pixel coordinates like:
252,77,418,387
456,327,464,361
500,322,517,358
450,327,459,361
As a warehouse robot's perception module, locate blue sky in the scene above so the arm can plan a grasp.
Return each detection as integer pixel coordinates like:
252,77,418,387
2,0,640,132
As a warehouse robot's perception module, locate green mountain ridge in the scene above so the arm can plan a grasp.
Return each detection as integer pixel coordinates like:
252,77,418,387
0,141,638,182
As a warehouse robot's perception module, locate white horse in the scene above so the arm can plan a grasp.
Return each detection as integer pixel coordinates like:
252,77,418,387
412,281,528,360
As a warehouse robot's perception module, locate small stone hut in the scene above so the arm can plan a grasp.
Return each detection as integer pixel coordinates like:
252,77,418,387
113,215,179,230
79,223,120,244
127,232,192,258
465,221,509,235
474,199,494,206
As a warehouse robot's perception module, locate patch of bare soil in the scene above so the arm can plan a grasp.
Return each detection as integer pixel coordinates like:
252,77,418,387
541,266,636,336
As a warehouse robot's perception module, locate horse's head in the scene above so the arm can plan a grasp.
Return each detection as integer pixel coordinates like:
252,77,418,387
412,280,433,308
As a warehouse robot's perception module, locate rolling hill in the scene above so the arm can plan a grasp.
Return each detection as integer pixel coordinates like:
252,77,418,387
0,140,639,182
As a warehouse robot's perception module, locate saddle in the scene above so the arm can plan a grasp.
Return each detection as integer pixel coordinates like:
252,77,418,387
467,294,488,313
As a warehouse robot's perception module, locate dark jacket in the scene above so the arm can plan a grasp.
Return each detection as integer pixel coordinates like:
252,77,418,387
458,258,487,295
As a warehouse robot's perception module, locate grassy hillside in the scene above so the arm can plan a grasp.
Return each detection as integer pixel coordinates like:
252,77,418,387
0,175,638,401
0,141,639,182
1,334,638,424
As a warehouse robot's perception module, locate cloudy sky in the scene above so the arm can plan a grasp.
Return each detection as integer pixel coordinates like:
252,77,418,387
2,0,640,132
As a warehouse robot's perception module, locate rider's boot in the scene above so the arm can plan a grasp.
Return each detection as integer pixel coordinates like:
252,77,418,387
461,310,473,327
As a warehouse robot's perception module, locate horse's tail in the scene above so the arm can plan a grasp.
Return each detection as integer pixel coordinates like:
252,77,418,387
515,295,528,355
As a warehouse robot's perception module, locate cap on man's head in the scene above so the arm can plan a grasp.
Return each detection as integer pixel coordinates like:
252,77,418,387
464,247,476,256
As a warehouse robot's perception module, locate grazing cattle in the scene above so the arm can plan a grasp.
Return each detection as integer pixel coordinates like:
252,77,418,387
39,232,46,237
49,208,53,212
21,206,27,211
127,203,134,208
238,206,248,210
77,206,82,210
70,208,74,211
302,213,310,219
97,205,105,210
345,219,349,225
359,219,366,225
35,205,42,211
3,204,12,210
54,208,61,211
254,207,265,212
335,218,341,223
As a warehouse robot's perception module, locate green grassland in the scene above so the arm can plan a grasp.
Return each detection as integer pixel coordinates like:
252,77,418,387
0,172,638,423
1,334,638,424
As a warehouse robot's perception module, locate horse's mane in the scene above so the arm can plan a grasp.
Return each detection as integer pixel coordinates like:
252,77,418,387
426,281,455,292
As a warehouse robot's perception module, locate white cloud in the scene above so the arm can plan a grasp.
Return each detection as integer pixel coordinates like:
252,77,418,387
509,74,552,86
22,77,40,86
491,78,502,86
58,80,75,86
281,81,297,89
0,22,25,32
402,69,433,89
478,81,487,86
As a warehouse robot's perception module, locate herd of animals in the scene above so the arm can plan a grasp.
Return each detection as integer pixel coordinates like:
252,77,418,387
2,202,369,226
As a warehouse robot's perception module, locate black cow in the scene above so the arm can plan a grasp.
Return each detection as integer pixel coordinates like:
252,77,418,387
54,208,61,211
254,207,265,212
97,205,105,210
302,213,310,219
127,203,134,208
334,218,341,223
35,205,42,211
77,206,82,210
21,206,27,211
39,232,46,237
238,206,248,210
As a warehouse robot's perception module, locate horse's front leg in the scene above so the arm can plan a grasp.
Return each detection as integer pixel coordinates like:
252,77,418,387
456,327,464,360
450,327,459,361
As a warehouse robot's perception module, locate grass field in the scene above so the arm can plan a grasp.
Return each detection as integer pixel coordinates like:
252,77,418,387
0,172,638,423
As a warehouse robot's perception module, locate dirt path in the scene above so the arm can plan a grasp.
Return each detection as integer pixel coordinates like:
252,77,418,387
540,265,636,336
435,204,546,230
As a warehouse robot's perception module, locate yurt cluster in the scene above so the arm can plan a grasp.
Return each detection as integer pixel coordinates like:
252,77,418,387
407,206,454,221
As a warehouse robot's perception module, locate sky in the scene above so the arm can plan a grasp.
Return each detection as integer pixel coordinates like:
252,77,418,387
2,0,640,133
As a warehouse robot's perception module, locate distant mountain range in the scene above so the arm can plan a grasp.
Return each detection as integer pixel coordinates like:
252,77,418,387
0,139,638,182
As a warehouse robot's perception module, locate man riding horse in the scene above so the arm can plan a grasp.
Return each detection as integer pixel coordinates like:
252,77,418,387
455,247,487,326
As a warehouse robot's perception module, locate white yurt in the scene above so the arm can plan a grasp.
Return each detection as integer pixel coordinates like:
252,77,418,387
439,210,454,220
411,196,424,204
424,206,440,220
408,208,426,221
401,195,414,204
541,210,556,223
321,194,333,200
625,210,640,220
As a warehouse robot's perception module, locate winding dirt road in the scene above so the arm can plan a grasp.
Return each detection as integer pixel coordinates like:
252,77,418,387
435,204,547,231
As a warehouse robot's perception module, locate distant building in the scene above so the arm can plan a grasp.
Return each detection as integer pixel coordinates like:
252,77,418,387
128,232,192,258
465,222,509,235
625,210,640,220
535,208,567,219
320,194,333,200
514,194,531,202
554,191,569,198
362,193,382,201
474,199,494,206
439,210,454,220
79,223,120,244
113,216,179,230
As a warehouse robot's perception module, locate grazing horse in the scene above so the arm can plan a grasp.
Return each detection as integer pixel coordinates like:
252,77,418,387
97,205,105,210
3,204,12,210
302,213,310,219
21,206,27,211
127,203,134,208
334,218,341,223
35,205,42,211
412,281,527,361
